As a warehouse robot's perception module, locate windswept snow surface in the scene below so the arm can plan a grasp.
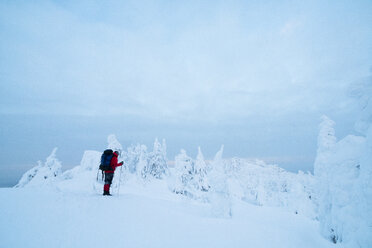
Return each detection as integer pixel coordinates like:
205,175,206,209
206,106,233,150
0,183,334,248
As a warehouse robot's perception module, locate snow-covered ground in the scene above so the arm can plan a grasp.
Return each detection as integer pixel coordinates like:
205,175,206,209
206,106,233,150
0,181,334,248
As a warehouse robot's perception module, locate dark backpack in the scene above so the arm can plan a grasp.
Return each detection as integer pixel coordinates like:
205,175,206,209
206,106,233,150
99,149,114,171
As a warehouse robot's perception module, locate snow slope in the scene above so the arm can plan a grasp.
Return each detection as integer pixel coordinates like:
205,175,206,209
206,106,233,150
0,184,335,248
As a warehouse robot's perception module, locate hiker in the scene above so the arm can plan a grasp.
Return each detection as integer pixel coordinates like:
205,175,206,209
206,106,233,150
103,150,123,195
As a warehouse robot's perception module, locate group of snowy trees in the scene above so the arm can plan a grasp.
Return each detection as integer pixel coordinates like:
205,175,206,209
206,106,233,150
120,140,211,200
122,138,168,180
118,140,316,218
171,147,209,199
16,134,317,219
16,133,317,220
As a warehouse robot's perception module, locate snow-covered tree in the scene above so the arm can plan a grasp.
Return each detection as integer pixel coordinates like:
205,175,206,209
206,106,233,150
313,115,337,226
144,138,168,179
192,147,210,193
314,115,369,245
171,147,210,199
136,145,149,180
61,150,101,181
123,144,146,173
15,148,62,187
80,150,101,171
314,115,337,178
208,145,232,218
347,73,372,247
172,149,194,195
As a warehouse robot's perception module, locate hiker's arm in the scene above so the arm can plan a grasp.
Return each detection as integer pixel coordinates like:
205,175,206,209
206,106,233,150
112,156,123,168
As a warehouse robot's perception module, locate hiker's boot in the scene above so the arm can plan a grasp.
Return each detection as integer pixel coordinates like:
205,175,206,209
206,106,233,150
103,190,112,196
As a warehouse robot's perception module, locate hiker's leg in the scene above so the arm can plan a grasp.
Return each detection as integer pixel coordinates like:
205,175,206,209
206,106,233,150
104,172,114,194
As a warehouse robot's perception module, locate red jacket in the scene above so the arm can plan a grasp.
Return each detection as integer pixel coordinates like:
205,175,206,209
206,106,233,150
106,153,123,173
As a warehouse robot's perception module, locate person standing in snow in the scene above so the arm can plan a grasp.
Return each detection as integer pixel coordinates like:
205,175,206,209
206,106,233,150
103,151,123,196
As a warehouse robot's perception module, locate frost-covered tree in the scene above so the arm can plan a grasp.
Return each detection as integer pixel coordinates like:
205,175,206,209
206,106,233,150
347,73,372,247
314,116,342,243
15,148,62,187
61,150,101,181
121,139,168,181
192,147,210,193
135,145,149,180
123,144,147,173
224,157,246,200
80,150,101,171
170,147,210,200
172,149,194,195
208,145,232,218
314,115,369,245
313,115,337,226
144,138,168,179
314,115,337,178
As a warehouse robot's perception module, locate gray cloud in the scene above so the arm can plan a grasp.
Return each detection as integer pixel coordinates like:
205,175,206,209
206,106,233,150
2,0,371,118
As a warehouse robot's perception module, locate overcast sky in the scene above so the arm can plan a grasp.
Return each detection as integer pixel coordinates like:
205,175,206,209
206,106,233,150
1,0,372,186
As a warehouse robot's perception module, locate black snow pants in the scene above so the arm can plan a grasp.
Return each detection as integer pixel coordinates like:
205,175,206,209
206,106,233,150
104,172,114,186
